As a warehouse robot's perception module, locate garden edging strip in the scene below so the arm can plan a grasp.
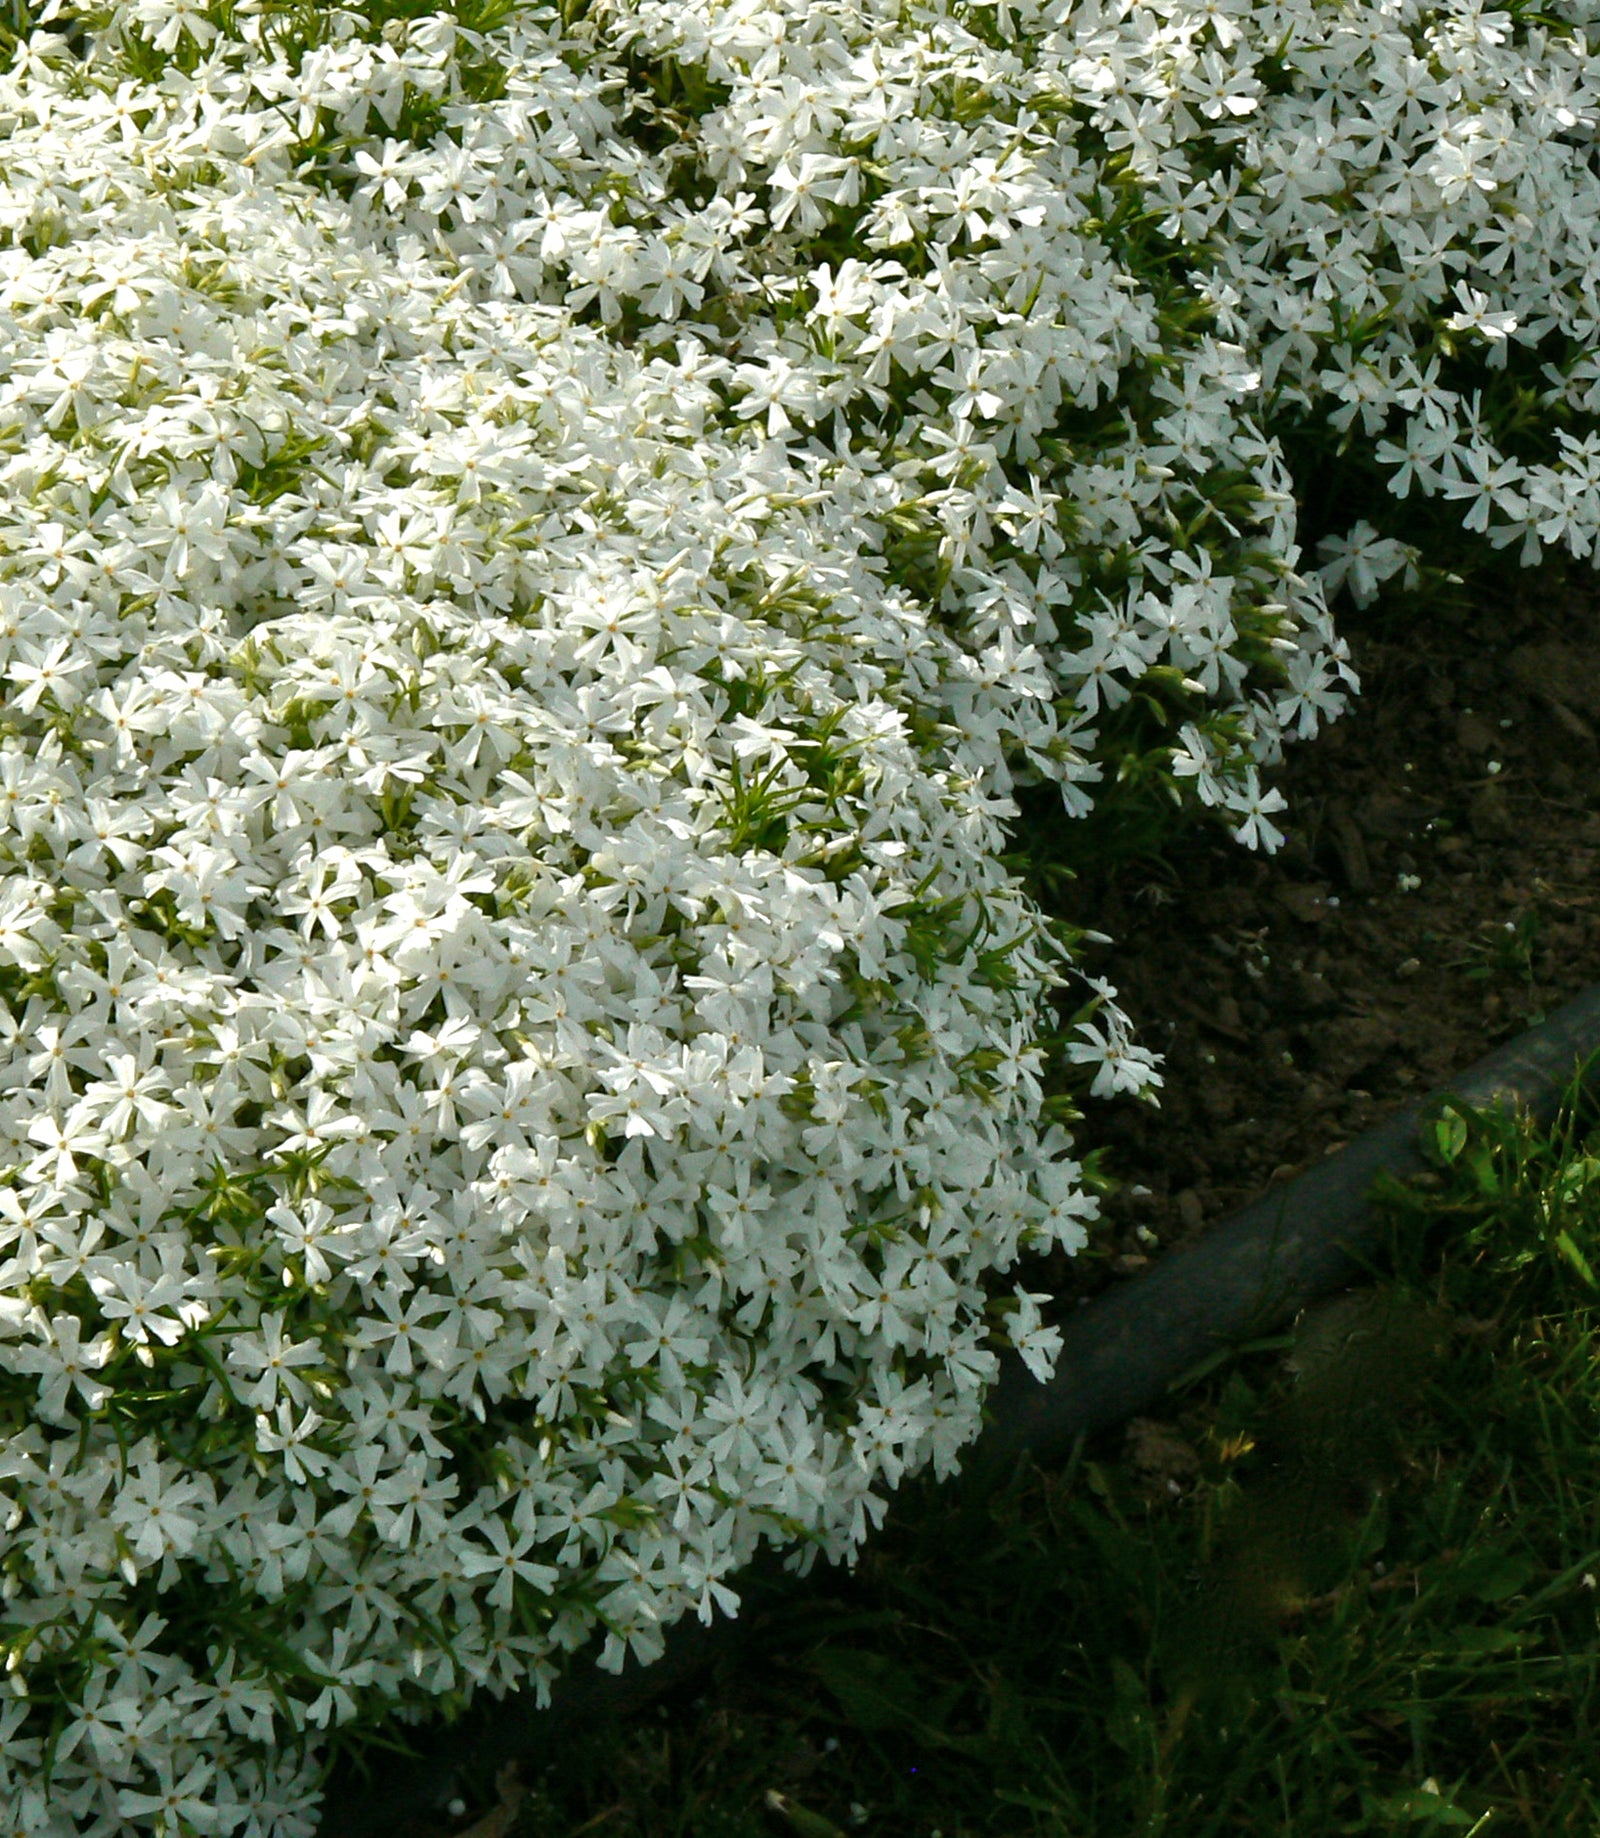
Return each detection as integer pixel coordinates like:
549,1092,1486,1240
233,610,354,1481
317,977,1600,1837
968,975,1600,1478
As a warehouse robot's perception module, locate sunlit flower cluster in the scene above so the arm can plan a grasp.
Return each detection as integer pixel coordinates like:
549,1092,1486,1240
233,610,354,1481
1,0,1597,1827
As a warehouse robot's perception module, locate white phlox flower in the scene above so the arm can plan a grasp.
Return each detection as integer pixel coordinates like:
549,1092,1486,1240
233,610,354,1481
0,0,1597,1827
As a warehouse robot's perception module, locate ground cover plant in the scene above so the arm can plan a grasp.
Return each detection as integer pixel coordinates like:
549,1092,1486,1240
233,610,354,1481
3,0,1600,1829
486,1061,1600,1837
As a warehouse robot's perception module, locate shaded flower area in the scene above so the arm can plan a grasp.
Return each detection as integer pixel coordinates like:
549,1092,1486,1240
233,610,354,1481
0,0,1597,1829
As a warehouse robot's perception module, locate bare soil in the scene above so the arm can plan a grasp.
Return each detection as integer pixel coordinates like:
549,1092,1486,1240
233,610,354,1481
1038,560,1600,1310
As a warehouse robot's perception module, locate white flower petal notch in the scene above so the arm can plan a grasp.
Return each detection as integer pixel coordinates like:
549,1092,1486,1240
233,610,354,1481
1,0,1599,1827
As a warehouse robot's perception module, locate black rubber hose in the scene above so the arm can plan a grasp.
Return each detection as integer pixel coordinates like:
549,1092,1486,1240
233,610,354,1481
315,978,1600,1836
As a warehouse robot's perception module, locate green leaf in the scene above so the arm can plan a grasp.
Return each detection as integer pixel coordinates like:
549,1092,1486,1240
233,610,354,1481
1441,1546,1538,1607
1365,1783,1481,1827
1104,1654,1150,1755
1555,1154,1600,1206
1554,1227,1598,1291
1466,1146,1502,1197
1449,1624,1528,1654
1432,1109,1469,1166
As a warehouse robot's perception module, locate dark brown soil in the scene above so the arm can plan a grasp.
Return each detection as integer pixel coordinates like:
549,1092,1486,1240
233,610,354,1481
1040,561,1600,1308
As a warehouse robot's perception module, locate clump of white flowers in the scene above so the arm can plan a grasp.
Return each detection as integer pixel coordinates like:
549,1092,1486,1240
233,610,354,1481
1,0,1598,1828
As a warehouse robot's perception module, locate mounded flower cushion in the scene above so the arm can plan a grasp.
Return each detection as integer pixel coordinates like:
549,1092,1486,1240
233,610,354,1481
1,0,1594,1828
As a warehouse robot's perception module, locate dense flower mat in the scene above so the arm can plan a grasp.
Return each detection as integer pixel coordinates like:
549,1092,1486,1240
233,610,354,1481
0,0,1595,1828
